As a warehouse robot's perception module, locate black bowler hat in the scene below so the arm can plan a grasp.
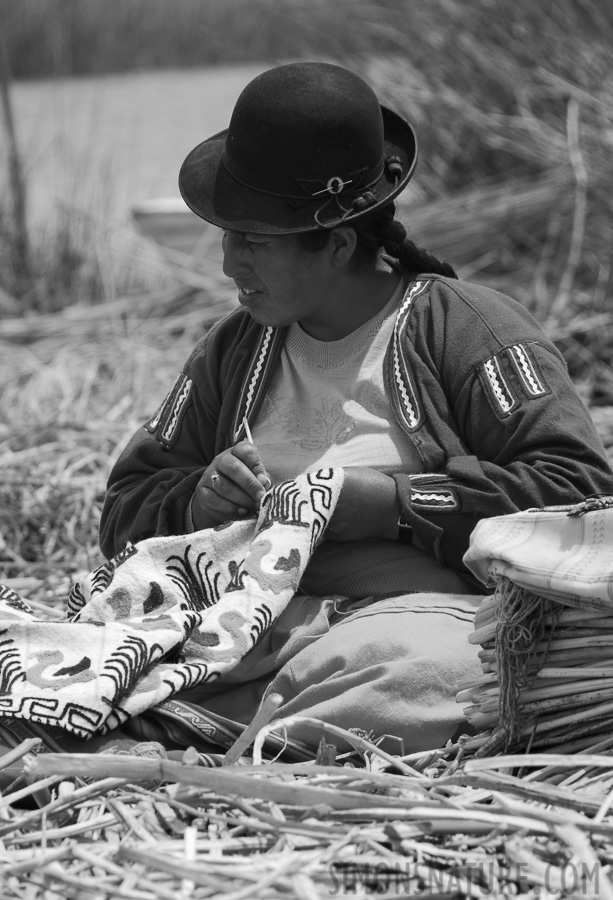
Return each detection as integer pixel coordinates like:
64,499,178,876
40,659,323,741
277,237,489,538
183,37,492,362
179,62,418,234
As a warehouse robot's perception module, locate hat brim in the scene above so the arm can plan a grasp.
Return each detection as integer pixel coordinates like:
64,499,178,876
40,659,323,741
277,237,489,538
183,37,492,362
178,106,417,234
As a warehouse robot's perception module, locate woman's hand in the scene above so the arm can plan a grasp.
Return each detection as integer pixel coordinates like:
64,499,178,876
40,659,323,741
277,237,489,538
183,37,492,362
191,441,271,530
326,467,400,542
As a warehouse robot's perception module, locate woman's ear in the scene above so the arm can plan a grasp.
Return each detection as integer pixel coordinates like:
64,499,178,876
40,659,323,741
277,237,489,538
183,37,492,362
328,227,358,267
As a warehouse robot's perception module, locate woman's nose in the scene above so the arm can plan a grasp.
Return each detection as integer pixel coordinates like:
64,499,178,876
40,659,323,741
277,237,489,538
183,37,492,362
222,233,250,278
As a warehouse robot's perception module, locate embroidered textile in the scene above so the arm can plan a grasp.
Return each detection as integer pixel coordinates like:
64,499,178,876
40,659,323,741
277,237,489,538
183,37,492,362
0,470,343,738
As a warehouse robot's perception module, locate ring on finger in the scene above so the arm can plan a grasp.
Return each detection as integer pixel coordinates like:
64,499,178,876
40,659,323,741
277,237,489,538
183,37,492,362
210,471,221,488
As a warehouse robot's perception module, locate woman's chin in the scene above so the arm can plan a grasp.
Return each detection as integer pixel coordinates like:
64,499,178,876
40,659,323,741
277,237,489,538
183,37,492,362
241,304,290,329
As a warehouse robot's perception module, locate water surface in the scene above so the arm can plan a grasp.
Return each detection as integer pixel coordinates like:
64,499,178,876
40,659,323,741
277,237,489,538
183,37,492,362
4,64,266,228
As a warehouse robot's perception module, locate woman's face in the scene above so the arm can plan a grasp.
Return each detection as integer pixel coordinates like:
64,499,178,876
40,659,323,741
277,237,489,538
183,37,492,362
222,230,329,333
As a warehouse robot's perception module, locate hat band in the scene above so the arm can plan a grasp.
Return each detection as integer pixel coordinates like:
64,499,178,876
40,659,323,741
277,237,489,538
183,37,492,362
222,147,384,202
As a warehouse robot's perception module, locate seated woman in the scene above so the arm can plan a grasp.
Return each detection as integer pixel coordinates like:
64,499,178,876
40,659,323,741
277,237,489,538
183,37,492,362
100,62,613,752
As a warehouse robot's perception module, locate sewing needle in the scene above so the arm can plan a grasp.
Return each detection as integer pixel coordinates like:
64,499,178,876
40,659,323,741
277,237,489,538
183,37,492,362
243,415,270,490
243,416,254,444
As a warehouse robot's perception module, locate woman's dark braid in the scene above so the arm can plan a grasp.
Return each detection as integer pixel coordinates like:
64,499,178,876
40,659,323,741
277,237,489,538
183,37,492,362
354,203,458,279
296,202,458,279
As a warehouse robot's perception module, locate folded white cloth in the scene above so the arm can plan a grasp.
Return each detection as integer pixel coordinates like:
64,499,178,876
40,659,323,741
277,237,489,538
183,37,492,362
463,498,613,611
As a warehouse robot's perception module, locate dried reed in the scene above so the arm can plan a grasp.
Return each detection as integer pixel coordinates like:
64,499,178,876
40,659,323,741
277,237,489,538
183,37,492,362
0,734,609,898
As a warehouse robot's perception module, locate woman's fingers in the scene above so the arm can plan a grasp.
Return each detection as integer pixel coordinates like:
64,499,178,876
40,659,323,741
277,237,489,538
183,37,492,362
203,470,256,511
199,486,250,519
231,440,272,490
192,471,257,530
191,441,272,530
191,485,246,531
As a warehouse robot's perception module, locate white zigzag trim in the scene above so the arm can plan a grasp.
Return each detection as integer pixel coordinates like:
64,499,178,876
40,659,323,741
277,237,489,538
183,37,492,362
161,377,193,442
243,327,273,419
512,344,545,395
412,490,456,505
392,281,425,429
484,358,513,413
146,372,181,432
393,346,419,427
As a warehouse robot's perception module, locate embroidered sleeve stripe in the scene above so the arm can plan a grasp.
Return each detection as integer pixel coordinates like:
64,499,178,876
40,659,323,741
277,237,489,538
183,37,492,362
411,487,459,510
144,389,174,434
392,344,421,429
481,355,517,417
509,344,548,397
159,375,193,446
145,371,190,437
395,279,427,331
391,280,428,431
231,326,276,442
244,327,273,418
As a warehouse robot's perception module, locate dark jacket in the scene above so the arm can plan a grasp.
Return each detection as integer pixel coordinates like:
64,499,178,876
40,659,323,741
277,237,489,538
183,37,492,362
100,275,613,574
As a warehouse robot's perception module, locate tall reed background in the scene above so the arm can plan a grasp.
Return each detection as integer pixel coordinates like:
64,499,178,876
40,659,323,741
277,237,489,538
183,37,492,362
0,0,612,580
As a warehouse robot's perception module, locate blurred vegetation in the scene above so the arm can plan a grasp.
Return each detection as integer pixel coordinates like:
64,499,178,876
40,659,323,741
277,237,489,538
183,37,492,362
0,0,611,84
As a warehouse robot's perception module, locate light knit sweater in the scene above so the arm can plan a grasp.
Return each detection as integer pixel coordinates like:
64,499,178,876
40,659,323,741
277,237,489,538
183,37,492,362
251,276,423,484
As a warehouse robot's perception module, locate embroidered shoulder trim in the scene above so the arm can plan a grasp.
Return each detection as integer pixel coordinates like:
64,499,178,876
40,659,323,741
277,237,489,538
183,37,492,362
144,372,193,448
144,397,167,434
508,343,550,398
480,353,518,418
231,326,283,442
390,279,429,431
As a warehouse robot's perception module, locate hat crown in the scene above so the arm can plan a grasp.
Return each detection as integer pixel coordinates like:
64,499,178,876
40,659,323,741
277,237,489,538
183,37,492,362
178,61,417,233
223,63,385,198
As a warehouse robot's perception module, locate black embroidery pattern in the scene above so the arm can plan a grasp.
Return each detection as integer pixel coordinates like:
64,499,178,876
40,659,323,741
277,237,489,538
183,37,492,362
165,546,221,610
226,558,248,593
0,697,104,735
176,609,204,646
67,581,87,617
275,548,300,571
143,582,166,613
249,604,274,644
0,585,32,614
259,481,310,532
89,543,139,597
163,662,216,694
103,635,165,703
53,657,92,678
307,469,337,550
0,634,25,693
